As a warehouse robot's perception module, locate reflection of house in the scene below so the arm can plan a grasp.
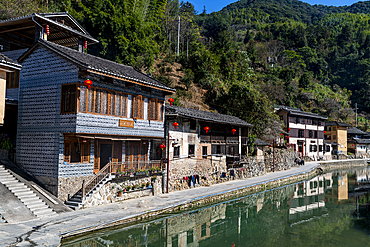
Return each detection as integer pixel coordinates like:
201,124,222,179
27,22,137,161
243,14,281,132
0,13,175,201
324,121,351,154
337,175,348,200
275,106,327,159
289,174,332,221
165,105,252,184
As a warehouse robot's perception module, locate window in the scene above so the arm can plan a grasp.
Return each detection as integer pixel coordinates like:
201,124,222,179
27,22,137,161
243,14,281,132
310,145,317,152
64,138,90,163
190,119,196,130
6,70,19,89
309,130,313,138
319,145,323,152
328,127,331,131
79,86,87,112
298,130,304,138
61,84,77,114
173,146,179,158
188,144,195,156
95,89,101,113
158,101,164,121
289,116,296,123
312,119,318,125
121,94,127,117
333,135,337,140
202,146,207,158
133,95,143,119
149,98,158,120
314,131,317,138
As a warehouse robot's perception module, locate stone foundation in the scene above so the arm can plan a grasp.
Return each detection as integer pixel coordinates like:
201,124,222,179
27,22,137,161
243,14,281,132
264,148,297,172
83,175,163,208
58,175,94,202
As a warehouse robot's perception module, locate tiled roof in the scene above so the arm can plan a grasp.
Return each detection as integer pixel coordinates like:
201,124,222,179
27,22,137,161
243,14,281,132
353,138,370,144
165,105,252,127
276,106,327,120
325,121,351,127
347,127,366,135
19,40,175,92
0,53,21,70
255,139,271,146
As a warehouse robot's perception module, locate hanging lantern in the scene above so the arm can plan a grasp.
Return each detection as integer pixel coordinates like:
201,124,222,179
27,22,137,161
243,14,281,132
204,126,210,133
324,131,326,133
281,133,283,136
84,41,88,50
159,144,166,150
288,128,291,131
168,98,174,106
45,25,50,35
231,129,236,135
173,122,179,129
84,79,93,89
287,136,290,138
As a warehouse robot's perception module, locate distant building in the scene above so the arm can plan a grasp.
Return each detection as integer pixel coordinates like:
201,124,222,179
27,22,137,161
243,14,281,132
324,121,351,155
275,106,327,159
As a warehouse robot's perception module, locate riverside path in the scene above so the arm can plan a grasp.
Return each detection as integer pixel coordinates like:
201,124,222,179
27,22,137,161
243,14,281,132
0,161,337,246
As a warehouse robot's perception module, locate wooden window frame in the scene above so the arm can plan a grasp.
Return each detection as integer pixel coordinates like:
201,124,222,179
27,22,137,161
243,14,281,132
133,95,143,119
149,98,158,120
60,83,78,114
6,70,19,89
63,136,90,163
158,101,164,121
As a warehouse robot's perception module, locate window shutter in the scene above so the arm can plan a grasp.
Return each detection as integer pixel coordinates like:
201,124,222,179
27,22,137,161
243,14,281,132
64,143,71,163
149,98,158,120
102,90,108,114
87,88,94,112
115,93,121,116
79,86,87,112
109,92,115,115
133,95,142,119
121,94,127,117
82,141,90,163
95,89,101,113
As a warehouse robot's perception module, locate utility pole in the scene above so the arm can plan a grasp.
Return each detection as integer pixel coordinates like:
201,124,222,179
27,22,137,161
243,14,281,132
355,103,358,127
177,15,180,56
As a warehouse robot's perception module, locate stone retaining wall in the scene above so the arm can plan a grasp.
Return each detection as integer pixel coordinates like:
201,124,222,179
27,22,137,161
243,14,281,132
83,175,162,208
264,148,297,172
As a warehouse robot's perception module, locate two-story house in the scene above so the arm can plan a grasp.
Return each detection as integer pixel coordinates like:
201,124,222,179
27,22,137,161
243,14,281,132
276,106,327,159
0,13,175,201
165,105,252,191
324,121,351,155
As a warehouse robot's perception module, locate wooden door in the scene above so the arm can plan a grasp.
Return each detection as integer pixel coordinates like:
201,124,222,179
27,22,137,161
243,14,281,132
94,139,100,174
112,141,122,163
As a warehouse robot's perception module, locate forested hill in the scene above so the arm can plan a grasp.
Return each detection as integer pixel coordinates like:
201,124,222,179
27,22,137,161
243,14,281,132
220,0,370,24
3,0,370,138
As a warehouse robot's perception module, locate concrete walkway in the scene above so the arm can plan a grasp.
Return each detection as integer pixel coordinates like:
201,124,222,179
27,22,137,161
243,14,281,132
0,162,322,246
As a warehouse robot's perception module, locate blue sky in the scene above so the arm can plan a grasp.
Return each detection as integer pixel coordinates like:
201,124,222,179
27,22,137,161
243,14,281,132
189,0,366,14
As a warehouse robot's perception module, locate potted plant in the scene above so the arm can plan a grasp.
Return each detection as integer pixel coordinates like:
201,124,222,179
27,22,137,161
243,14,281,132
133,184,138,190
146,181,151,188
141,182,146,189
152,176,157,182
127,185,132,191
118,189,123,197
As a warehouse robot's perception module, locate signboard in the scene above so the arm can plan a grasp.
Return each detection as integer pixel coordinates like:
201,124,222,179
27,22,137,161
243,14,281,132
119,119,134,128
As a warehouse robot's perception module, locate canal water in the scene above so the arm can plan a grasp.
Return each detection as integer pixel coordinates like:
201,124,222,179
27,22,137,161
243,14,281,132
62,168,370,247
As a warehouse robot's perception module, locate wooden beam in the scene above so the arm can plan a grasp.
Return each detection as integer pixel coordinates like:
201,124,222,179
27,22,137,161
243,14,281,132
87,69,175,93
0,25,34,34
0,34,30,47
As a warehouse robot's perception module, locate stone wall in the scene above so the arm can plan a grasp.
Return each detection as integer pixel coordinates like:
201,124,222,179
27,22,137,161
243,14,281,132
83,175,162,208
264,148,297,172
169,156,227,192
58,175,93,202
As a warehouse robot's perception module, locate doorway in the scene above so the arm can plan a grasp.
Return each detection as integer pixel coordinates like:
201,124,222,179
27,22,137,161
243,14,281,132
93,140,122,174
100,144,112,168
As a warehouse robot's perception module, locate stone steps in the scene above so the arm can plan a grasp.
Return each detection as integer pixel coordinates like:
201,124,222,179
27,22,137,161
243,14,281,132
0,165,57,218
65,175,114,210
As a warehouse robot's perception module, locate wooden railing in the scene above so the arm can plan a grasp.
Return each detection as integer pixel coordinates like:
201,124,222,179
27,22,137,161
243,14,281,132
81,160,161,199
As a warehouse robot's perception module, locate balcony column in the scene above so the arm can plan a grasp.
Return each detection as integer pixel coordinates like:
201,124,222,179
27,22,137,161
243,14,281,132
239,127,242,159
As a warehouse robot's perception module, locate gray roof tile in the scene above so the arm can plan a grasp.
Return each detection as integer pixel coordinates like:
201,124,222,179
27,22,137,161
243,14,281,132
166,105,252,127
19,40,175,92
0,53,21,69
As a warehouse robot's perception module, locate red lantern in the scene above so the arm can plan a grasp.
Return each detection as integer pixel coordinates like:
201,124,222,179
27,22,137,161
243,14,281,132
232,129,236,135
324,131,326,133
288,128,291,131
168,98,174,106
281,133,283,136
159,144,166,150
84,79,93,89
45,25,50,35
84,41,88,50
287,136,290,138
204,126,209,133
173,122,179,129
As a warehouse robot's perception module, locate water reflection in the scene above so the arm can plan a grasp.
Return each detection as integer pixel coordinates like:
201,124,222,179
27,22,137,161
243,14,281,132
62,167,370,247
